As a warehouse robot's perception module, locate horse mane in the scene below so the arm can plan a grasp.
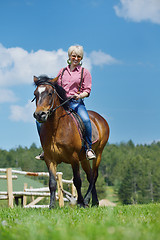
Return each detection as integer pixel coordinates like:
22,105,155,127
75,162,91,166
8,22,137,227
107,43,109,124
34,75,70,110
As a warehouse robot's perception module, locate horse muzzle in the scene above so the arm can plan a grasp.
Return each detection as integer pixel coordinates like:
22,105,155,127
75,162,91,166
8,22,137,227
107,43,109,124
33,111,48,123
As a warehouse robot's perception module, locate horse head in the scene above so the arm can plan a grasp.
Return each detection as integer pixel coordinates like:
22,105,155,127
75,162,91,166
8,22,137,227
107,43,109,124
33,75,59,123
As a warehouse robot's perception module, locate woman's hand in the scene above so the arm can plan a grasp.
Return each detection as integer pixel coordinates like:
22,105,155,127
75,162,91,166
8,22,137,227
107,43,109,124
73,93,81,100
73,92,89,100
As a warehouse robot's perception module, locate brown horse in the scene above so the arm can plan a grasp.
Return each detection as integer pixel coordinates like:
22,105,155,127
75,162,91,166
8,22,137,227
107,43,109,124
33,75,109,208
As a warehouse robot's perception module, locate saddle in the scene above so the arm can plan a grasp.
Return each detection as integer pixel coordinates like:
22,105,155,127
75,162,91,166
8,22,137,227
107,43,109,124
69,109,99,145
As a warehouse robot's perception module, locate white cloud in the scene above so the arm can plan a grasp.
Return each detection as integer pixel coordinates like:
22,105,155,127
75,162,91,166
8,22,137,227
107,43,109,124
89,50,120,66
0,89,18,103
0,44,68,87
114,0,160,24
0,43,119,87
9,101,36,122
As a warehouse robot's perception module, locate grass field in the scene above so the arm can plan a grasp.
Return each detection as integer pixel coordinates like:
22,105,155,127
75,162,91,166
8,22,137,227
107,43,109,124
0,204,160,240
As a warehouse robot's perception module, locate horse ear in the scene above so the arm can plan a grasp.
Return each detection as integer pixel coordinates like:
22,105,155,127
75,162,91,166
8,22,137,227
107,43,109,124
33,76,38,83
50,76,59,83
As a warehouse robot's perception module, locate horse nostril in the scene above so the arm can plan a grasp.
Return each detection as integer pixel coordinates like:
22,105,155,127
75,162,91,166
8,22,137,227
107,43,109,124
40,111,46,117
33,112,37,118
33,111,47,122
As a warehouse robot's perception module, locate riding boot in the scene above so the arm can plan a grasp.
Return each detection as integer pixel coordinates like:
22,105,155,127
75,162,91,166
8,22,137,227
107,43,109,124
83,121,96,160
35,152,44,160
86,149,96,160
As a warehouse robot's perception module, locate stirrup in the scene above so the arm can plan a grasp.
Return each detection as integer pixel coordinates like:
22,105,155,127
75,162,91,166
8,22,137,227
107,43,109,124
35,152,44,160
86,149,96,160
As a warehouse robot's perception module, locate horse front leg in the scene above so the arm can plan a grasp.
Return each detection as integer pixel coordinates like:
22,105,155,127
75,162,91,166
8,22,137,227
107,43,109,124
46,161,57,209
72,162,85,207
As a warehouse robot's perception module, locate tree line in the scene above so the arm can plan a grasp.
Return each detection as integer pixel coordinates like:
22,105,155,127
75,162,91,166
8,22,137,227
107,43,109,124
0,140,160,204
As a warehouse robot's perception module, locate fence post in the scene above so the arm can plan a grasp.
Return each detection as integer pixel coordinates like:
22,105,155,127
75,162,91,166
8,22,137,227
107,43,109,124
72,182,77,199
30,186,35,202
23,183,28,207
7,168,14,208
57,172,64,207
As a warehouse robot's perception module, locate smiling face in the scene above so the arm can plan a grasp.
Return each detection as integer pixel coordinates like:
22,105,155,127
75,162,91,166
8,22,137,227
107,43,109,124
70,50,82,67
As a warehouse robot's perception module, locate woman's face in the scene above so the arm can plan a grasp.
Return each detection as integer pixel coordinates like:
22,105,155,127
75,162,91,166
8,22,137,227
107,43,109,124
70,51,82,67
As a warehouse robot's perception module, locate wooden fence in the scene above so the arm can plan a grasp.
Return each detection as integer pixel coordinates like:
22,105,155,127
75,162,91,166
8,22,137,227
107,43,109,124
0,168,77,208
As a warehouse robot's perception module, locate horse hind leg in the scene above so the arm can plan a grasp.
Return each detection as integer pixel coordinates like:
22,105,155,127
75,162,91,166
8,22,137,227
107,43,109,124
91,152,103,206
91,175,99,206
84,167,99,207
80,160,93,206
82,153,102,207
84,169,99,206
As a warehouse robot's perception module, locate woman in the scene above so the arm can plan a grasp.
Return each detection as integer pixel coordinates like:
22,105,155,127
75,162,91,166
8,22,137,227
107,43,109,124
36,45,96,160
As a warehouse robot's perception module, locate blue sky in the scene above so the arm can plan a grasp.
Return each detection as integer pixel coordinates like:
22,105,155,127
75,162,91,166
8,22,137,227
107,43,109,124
0,0,160,150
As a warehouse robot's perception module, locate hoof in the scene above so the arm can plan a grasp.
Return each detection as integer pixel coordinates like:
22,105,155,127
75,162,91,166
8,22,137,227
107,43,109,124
91,201,99,207
49,204,55,209
84,197,90,206
77,202,86,208
84,204,89,208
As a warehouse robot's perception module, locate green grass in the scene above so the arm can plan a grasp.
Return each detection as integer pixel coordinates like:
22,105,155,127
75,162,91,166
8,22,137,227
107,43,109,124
0,204,160,240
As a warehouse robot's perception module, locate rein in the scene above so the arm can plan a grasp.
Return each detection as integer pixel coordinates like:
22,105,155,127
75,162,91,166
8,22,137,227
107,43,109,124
48,94,73,116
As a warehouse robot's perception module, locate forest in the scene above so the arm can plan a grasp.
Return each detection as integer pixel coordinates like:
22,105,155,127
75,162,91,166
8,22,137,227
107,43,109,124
0,140,160,205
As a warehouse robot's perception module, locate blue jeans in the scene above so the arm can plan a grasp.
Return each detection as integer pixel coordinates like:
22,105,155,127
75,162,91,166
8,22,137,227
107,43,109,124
36,121,41,136
36,99,92,149
69,99,92,149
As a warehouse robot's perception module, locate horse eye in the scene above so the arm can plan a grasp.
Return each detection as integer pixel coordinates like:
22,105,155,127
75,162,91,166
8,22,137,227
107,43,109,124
48,92,52,96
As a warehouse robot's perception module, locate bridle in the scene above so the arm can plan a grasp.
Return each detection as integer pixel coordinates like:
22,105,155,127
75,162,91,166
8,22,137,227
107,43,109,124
32,82,73,117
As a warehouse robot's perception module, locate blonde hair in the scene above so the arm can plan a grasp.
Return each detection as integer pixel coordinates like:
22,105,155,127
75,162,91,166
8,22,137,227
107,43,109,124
68,45,84,59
